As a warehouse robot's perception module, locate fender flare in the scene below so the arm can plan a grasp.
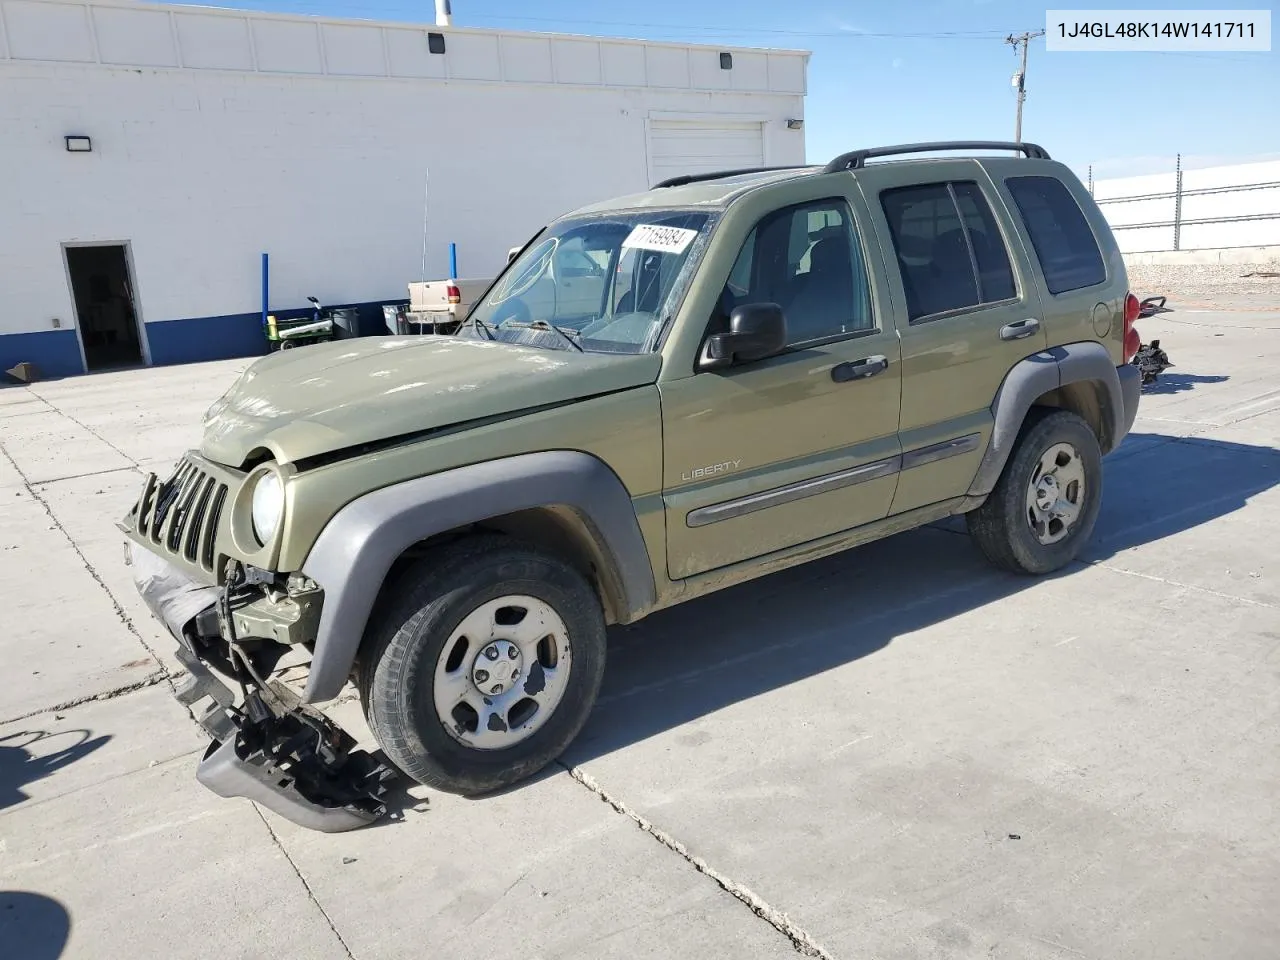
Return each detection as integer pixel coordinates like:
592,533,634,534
298,450,656,703
965,341,1136,501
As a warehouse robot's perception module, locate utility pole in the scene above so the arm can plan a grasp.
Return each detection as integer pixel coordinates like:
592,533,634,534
1005,30,1045,142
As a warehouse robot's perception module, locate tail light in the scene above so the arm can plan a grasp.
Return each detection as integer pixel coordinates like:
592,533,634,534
447,284,461,305
1123,292,1141,363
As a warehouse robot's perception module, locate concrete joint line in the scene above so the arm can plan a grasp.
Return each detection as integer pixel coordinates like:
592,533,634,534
560,763,836,960
932,522,1276,611
36,464,148,486
1083,559,1278,610
0,669,178,725
0,440,169,670
0,438,201,728
253,807,358,960
35,395,141,469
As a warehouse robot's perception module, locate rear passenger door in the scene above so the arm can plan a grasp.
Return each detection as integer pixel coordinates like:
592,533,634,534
853,160,1049,515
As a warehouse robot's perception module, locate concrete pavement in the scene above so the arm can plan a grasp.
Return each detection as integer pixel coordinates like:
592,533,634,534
1,307,1277,959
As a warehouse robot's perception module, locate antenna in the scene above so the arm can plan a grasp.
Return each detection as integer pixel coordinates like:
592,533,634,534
427,166,437,284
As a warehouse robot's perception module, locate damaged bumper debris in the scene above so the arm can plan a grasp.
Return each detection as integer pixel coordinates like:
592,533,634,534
1133,338,1174,386
126,542,394,832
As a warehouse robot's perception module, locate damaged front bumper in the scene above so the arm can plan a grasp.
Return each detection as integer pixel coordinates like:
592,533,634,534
127,542,394,832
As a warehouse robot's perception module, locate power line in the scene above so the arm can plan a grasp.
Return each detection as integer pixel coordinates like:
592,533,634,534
209,1,1012,40
461,16,1010,40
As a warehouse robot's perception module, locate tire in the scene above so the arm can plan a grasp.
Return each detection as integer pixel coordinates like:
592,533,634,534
358,535,607,796
965,408,1103,576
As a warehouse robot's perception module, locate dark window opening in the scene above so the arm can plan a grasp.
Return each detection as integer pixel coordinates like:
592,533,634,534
427,32,446,54
952,182,1017,302
880,181,1018,322
719,52,733,69
66,245,144,372
716,198,873,347
1006,175,1106,295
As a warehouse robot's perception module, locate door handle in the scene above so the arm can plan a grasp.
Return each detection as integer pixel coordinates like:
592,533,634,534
831,355,889,383
1000,317,1041,341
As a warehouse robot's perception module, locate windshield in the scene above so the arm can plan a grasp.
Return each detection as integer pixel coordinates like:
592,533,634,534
460,209,715,354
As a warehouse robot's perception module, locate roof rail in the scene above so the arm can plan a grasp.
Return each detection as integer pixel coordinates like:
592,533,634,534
651,165,813,189
822,140,1050,174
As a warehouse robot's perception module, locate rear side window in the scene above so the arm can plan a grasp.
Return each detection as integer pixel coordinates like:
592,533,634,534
952,183,1016,302
1005,175,1106,295
881,181,1018,322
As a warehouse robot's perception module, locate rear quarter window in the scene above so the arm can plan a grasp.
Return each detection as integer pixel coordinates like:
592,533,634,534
1005,175,1106,295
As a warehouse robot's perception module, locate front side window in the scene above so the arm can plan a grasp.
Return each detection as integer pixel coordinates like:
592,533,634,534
881,181,1018,322
463,209,714,354
718,198,873,346
1005,175,1106,295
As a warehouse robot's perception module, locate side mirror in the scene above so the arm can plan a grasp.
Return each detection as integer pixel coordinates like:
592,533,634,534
703,303,787,369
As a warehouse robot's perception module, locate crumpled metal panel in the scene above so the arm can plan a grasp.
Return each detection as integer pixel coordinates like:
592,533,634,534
127,540,220,644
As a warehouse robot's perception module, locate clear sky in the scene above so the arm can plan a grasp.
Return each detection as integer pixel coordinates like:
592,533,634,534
175,0,1279,181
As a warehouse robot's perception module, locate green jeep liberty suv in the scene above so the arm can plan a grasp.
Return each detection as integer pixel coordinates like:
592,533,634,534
123,141,1144,831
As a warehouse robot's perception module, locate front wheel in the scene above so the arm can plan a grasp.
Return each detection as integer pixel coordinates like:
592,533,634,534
965,408,1103,575
358,536,607,795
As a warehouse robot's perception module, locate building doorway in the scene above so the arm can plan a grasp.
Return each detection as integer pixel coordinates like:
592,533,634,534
65,244,145,371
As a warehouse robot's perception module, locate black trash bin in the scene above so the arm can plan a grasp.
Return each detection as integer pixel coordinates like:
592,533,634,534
329,307,359,339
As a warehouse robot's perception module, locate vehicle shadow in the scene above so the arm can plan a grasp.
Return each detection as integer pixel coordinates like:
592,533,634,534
561,431,1280,766
0,729,111,812
1142,373,1229,395
0,891,71,960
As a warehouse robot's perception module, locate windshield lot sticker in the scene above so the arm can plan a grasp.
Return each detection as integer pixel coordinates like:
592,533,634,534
622,224,698,254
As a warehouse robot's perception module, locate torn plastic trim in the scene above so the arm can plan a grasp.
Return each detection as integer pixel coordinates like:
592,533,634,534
177,649,395,833
195,706,393,834
128,542,395,832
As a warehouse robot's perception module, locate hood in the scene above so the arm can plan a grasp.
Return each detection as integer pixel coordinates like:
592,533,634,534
200,336,662,467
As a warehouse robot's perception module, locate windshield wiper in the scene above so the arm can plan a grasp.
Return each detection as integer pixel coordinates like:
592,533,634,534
467,314,496,340
528,319,584,352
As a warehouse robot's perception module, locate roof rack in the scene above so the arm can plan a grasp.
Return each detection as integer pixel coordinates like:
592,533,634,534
651,165,813,189
822,140,1050,174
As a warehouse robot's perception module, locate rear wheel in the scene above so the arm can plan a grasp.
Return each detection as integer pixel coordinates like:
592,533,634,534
966,408,1103,575
358,536,607,795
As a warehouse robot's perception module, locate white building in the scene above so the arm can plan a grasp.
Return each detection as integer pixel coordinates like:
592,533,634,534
0,0,809,377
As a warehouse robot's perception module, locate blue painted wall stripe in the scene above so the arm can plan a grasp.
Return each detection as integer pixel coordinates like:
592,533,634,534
146,299,408,366
145,313,269,367
0,329,84,380
1,298,409,381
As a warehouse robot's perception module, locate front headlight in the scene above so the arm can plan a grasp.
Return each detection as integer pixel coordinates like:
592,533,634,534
250,471,284,545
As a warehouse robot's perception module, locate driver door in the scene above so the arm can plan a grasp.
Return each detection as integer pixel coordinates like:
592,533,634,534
661,193,903,580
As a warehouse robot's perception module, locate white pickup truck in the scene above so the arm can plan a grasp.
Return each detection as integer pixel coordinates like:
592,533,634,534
394,275,495,335
392,241,616,335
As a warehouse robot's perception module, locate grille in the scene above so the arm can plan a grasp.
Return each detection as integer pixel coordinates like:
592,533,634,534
134,456,230,573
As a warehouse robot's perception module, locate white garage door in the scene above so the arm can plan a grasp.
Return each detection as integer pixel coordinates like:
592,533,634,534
648,119,766,186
